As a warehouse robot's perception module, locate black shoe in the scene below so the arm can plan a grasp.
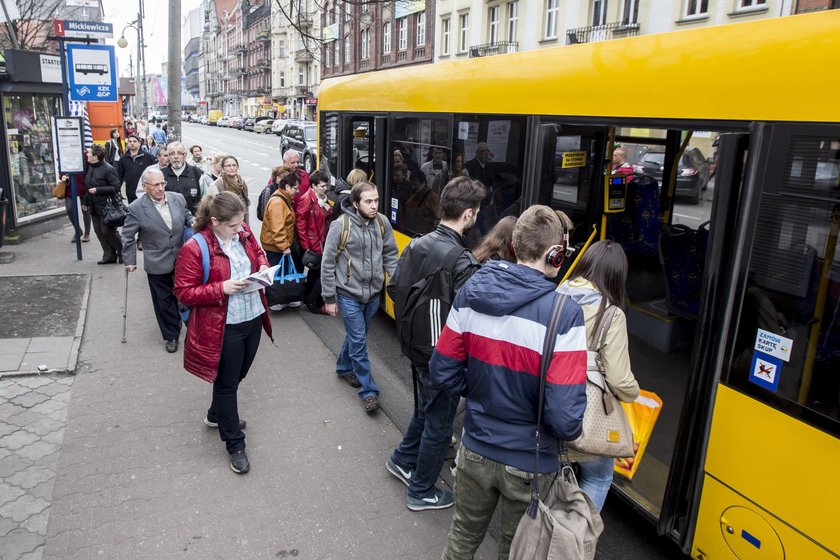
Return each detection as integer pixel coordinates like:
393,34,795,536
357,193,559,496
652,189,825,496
204,416,246,430
165,339,178,353
339,372,362,388
97,259,118,265
117,256,123,264
230,450,250,474
363,396,379,413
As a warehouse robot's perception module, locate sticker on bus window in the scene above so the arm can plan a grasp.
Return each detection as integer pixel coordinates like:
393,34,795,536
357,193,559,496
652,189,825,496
391,198,398,224
754,329,793,362
749,351,781,392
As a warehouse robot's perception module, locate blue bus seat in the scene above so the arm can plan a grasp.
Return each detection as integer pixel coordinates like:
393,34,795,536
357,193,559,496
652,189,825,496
606,175,663,257
659,221,709,319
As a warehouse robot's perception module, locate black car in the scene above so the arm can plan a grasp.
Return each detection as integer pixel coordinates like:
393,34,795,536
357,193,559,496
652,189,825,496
633,147,711,204
279,121,318,173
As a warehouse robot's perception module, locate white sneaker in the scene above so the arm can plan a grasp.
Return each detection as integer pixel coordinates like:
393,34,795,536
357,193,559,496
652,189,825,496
269,304,286,311
287,301,302,308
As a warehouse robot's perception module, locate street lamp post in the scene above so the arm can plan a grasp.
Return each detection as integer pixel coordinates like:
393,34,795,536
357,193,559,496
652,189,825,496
117,18,148,120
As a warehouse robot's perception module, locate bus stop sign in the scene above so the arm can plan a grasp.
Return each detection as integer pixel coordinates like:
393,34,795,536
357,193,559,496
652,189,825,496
66,44,117,101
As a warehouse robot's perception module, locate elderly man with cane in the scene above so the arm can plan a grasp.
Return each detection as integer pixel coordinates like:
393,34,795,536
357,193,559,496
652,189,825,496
121,168,195,353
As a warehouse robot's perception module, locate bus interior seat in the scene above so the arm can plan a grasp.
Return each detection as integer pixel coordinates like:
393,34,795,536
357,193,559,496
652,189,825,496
659,221,710,319
606,175,663,257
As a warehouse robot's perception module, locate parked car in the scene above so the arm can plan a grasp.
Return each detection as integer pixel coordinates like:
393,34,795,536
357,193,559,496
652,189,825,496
243,117,256,131
217,116,230,127
272,119,288,136
229,116,244,130
633,147,711,204
198,115,208,125
254,119,274,134
279,121,318,173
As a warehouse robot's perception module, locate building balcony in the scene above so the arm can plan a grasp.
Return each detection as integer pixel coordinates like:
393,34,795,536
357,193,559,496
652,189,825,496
257,29,271,41
295,15,314,28
468,41,518,58
565,22,640,44
256,59,271,70
294,48,314,62
292,85,311,96
359,59,371,70
248,87,270,97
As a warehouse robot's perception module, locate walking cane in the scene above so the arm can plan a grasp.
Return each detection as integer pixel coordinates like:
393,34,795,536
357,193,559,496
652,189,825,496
121,267,129,343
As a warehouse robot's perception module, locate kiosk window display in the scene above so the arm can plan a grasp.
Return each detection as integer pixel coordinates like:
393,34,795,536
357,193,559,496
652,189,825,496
4,94,62,221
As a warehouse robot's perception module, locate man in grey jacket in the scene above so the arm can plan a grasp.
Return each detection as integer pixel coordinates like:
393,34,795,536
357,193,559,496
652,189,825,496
122,168,195,353
321,181,399,413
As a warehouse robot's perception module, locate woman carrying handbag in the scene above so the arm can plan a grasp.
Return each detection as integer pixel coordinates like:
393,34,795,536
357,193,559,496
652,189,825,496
260,166,302,310
83,144,123,264
557,240,640,511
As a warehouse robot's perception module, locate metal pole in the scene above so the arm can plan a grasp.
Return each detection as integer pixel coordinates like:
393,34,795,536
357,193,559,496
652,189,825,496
121,267,129,343
167,0,182,141
139,0,148,120
58,37,83,261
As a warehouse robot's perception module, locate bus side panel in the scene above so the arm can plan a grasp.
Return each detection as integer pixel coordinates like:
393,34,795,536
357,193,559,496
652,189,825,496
693,385,839,557
382,229,414,319
692,475,836,560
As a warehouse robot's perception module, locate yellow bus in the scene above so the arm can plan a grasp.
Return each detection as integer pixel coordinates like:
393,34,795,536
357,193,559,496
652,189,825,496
318,11,840,559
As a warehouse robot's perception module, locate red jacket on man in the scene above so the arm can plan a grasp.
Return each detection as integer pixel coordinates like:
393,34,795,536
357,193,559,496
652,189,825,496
174,224,272,383
295,188,332,254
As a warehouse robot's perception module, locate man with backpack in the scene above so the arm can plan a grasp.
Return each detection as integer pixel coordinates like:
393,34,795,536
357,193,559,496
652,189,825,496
321,181,398,413
385,176,485,511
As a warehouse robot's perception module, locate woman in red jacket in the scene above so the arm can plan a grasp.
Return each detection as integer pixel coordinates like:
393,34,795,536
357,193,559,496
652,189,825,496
295,169,333,314
174,191,272,475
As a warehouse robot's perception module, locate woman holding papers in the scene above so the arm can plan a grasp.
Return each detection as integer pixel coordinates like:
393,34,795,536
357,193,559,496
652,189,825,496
174,192,272,475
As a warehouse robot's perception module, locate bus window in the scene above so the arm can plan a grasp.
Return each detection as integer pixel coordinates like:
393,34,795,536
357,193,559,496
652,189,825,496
320,112,339,182
389,116,450,237
726,135,840,436
350,118,373,177
453,115,527,242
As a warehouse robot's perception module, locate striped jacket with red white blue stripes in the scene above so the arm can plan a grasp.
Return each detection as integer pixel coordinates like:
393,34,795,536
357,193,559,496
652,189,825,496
430,260,588,473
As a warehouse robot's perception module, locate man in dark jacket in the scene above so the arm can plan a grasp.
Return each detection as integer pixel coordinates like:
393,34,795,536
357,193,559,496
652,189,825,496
162,142,203,214
431,205,588,558
117,134,155,203
385,176,485,512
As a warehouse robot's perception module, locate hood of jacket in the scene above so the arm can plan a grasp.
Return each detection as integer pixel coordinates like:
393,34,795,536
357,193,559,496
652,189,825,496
339,195,362,222
461,261,557,317
333,177,352,194
557,277,602,307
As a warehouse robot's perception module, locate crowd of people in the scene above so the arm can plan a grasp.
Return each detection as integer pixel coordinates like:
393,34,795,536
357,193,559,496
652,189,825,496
62,131,641,555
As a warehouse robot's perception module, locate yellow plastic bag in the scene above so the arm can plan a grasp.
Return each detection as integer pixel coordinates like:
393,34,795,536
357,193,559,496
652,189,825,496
614,390,663,480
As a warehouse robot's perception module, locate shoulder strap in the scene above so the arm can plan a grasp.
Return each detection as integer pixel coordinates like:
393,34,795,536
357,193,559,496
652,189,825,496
527,293,569,519
593,306,617,353
336,214,351,260
280,194,294,213
193,233,211,284
376,213,386,237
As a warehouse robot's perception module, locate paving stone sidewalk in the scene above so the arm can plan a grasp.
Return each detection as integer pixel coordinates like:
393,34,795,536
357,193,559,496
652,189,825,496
0,225,495,560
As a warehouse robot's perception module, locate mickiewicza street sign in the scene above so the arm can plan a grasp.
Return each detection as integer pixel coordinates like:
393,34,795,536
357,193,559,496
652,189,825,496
67,44,117,101
53,20,113,39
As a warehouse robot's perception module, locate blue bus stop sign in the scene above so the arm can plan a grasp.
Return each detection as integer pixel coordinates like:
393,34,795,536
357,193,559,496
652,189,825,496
67,44,117,102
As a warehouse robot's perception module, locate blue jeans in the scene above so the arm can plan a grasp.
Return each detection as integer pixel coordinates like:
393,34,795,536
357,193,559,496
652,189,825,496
391,363,459,499
336,293,380,399
577,456,614,512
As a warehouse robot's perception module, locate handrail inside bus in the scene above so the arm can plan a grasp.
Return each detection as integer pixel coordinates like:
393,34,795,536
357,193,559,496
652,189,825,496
662,131,693,223
562,224,599,283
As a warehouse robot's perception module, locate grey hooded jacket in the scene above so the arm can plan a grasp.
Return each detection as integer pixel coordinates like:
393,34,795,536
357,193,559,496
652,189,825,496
320,197,399,304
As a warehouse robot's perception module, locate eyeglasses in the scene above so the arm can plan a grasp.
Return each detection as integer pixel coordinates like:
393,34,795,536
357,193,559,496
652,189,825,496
143,181,167,188
223,163,239,169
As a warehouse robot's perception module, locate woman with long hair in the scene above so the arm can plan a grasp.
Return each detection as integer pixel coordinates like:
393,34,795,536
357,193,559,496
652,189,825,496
145,135,158,157
473,215,517,263
173,192,272,475
209,155,251,225
557,240,640,511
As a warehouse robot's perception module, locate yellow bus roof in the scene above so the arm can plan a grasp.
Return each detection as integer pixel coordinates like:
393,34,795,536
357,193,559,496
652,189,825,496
320,11,840,124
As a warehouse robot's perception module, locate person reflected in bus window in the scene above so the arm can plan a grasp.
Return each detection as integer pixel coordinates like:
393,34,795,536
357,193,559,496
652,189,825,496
398,139,421,177
612,147,633,178
557,239,640,512
452,152,467,179
392,163,411,223
473,216,517,264
393,150,405,168
420,147,449,195
404,170,441,235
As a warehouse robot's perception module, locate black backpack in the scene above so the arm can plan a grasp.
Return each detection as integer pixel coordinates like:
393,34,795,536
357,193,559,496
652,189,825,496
256,181,276,222
395,245,464,365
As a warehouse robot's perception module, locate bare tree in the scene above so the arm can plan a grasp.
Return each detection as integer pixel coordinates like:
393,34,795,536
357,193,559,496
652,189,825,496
0,0,63,51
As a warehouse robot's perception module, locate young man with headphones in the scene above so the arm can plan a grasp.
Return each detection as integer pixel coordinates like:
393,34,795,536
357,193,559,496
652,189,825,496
430,205,588,559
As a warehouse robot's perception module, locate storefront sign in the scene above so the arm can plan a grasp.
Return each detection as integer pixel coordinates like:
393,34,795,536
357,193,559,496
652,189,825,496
53,20,113,39
39,55,62,83
67,44,117,101
54,117,85,174
306,98,317,105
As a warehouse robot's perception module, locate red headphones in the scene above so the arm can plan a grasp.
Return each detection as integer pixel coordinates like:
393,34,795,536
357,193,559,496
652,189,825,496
545,232,570,268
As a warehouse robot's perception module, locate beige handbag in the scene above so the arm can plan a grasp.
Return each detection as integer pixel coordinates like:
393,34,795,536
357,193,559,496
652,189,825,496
567,306,635,458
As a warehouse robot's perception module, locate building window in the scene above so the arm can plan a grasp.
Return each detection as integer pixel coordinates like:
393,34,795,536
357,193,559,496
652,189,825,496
507,2,518,43
361,28,370,59
298,67,304,85
623,0,639,22
383,21,392,54
685,0,709,16
592,0,607,25
361,1,368,13
398,17,408,50
344,35,351,62
488,5,499,44
325,45,331,68
545,0,559,39
344,2,351,21
334,39,340,64
739,0,766,7
416,11,426,46
278,39,285,58
458,13,469,52
280,71,285,87
442,18,451,55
